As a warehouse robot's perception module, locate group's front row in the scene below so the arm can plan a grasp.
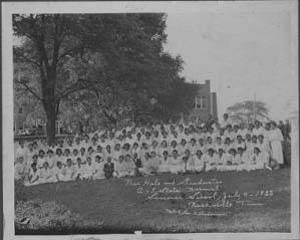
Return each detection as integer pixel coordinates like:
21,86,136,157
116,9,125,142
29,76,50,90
15,145,273,186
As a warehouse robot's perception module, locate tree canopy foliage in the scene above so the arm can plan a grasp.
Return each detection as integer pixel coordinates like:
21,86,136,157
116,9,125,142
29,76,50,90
13,13,197,143
226,100,269,123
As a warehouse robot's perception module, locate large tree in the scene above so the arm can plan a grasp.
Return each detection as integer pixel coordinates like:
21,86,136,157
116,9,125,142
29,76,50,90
226,100,269,123
13,14,196,143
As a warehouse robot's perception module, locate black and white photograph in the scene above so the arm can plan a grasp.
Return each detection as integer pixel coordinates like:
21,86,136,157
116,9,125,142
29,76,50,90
2,1,299,239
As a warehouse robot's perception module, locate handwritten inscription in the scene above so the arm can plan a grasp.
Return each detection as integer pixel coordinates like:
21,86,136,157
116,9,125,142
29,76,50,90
124,177,274,217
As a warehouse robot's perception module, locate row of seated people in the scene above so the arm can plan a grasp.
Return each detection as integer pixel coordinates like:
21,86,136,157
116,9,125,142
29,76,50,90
14,120,284,186
15,142,274,186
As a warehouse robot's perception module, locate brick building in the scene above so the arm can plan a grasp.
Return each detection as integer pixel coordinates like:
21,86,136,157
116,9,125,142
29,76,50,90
189,80,218,123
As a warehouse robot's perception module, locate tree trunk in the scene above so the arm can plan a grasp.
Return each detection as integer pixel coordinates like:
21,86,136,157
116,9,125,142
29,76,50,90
45,104,57,146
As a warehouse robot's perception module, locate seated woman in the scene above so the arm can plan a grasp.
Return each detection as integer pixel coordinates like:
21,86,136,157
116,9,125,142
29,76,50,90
25,162,40,186
123,154,135,177
39,161,55,184
223,148,238,171
193,150,205,173
168,149,183,174
203,148,218,172
140,152,154,176
215,148,227,172
235,147,247,171
249,147,269,170
132,152,143,176
158,150,170,173
93,155,105,179
183,149,193,173
15,156,25,181
82,156,94,180
64,158,76,181
74,157,86,180
54,161,67,182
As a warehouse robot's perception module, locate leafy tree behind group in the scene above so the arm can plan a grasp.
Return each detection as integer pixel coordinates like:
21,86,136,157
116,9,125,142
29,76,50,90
226,100,269,123
13,13,197,144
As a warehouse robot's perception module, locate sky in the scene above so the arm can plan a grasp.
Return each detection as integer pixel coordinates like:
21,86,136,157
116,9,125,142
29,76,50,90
163,2,298,121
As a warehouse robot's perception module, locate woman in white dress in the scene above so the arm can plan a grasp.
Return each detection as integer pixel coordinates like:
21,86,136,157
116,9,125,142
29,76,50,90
269,122,284,165
25,162,40,186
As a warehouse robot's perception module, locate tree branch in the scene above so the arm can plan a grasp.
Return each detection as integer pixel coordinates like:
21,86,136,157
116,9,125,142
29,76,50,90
15,54,41,67
17,80,43,101
57,46,84,62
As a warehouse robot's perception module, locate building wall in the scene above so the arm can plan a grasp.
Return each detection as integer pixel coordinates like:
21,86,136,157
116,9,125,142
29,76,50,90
211,92,218,120
189,80,218,123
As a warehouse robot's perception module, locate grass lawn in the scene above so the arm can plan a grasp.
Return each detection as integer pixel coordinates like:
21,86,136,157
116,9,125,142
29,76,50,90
15,168,291,234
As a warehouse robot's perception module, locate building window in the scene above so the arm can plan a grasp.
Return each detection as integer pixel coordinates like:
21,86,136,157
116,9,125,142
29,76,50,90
19,107,23,114
195,96,207,109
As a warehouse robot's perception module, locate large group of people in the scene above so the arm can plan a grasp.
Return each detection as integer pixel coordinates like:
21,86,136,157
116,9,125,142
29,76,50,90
14,113,288,186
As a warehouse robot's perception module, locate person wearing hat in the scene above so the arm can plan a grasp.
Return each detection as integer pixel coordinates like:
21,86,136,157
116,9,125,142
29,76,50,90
131,142,141,159
169,149,182,174
213,136,224,153
139,152,153,176
257,134,271,162
79,147,86,160
15,156,25,181
169,139,178,154
253,120,265,137
37,149,46,169
223,137,232,154
224,124,235,142
93,154,106,179
104,144,113,161
157,140,168,158
53,161,65,182
215,148,227,171
25,162,40,186
63,158,76,181
197,138,207,154
24,142,36,172
234,135,246,151
45,149,55,169
123,154,135,177
132,152,143,176
224,148,238,171
184,149,194,173
220,113,232,130
236,147,247,171
188,138,198,156
39,161,55,184
248,147,265,170
178,138,188,156
15,140,25,164
82,156,94,180
114,155,125,178
73,157,85,180
244,133,253,160
237,123,247,139
232,125,240,141
87,146,95,159
268,121,284,166
205,136,214,153
158,150,170,173
112,143,122,163
72,148,79,165
150,140,159,154
203,148,217,172
193,150,205,173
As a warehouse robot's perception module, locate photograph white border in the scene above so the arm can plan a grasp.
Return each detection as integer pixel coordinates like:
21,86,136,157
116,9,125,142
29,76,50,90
2,1,299,240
